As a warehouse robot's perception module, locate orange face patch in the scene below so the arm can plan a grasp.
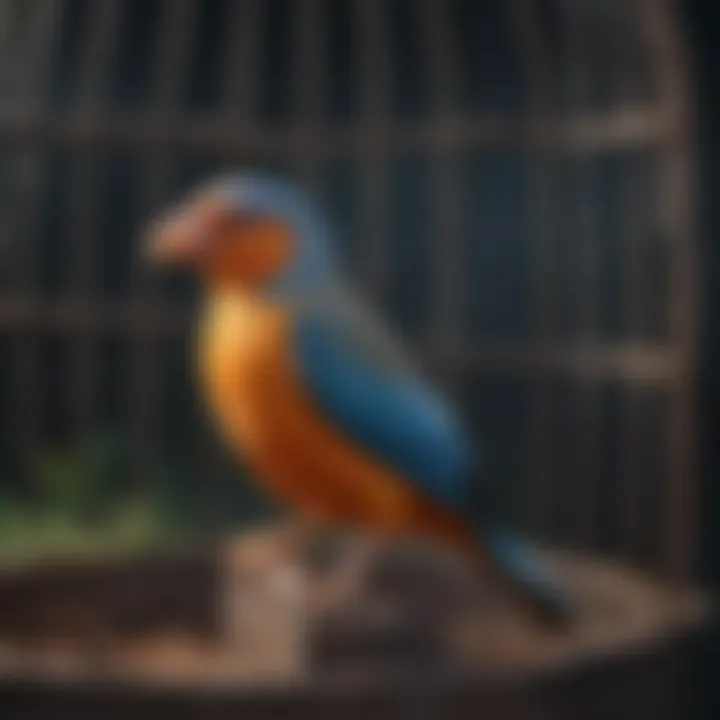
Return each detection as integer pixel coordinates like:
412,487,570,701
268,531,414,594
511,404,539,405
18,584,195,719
202,216,294,290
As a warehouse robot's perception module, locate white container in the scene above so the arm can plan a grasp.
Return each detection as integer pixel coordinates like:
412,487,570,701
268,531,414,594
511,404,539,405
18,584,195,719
219,534,309,680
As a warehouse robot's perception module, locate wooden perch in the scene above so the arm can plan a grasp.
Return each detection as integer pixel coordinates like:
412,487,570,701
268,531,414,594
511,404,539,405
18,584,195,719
214,527,710,679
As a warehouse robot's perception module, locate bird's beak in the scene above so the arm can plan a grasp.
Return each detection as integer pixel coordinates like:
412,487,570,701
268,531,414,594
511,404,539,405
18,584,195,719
143,198,228,267
143,210,207,267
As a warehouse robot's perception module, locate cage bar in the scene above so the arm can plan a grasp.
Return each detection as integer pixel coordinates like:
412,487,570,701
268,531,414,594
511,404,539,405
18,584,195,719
0,294,684,379
621,160,655,567
354,0,391,301
417,0,464,354
67,0,125,437
222,0,264,124
10,0,58,487
128,0,198,482
291,0,325,190
0,106,675,159
559,0,604,551
640,0,698,579
0,1,13,51
612,2,656,566
0,0,25,99
506,0,557,537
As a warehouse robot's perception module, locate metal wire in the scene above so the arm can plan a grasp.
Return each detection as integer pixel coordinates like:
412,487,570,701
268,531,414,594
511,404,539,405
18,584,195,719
506,0,556,538
640,0,698,579
292,0,325,189
559,0,603,551
418,0,463,351
128,0,198,483
67,0,125,437
354,0,391,302
9,0,59,488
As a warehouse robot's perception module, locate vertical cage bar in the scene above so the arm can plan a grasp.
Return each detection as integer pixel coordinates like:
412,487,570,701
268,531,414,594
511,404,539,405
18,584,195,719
222,0,264,124
417,0,463,354
74,0,124,110
622,161,653,564
292,0,325,191
11,0,59,486
68,0,125,439
560,1,603,551
0,0,23,97
507,0,557,538
353,0,391,301
129,0,197,485
613,2,653,565
0,1,13,48
17,0,58,113
417,0,459,112
641,0,698,579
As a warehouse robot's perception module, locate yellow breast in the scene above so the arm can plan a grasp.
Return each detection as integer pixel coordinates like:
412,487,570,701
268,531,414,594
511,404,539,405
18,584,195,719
195,291,475,553
197,292,288,453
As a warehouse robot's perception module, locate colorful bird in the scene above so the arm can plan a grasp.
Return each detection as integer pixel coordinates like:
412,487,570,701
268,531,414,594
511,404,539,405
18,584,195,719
144,172,575,626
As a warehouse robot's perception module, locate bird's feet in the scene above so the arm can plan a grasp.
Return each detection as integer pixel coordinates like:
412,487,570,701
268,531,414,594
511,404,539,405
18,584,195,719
313,535,385,615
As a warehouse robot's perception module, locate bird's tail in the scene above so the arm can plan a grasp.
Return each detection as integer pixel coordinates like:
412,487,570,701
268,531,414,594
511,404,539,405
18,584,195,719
410,491,575,627
477,523,576,628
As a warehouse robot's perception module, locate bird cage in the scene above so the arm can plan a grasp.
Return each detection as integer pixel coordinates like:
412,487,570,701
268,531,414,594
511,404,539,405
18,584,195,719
0,0,697,581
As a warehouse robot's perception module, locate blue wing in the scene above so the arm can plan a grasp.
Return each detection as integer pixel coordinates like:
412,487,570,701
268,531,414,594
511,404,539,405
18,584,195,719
292,296,575,627
292,302,476,510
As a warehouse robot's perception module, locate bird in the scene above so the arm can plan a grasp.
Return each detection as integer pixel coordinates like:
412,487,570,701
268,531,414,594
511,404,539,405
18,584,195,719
143,171,575,627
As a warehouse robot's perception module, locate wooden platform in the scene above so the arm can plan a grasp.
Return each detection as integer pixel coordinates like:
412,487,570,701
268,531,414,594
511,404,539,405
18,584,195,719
0,530,710,719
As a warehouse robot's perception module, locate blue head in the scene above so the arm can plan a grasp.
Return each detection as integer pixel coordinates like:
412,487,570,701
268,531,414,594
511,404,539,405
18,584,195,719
145,171,338,297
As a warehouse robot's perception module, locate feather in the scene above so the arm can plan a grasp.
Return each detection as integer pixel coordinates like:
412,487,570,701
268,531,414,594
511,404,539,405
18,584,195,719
292,285,475,511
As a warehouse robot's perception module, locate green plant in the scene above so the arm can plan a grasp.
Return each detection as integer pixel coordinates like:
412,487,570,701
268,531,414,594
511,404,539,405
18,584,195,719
0,426,282,563
0,428,193,562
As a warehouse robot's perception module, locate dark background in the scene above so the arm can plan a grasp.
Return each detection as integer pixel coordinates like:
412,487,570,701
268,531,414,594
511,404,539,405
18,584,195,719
685,0,719,716
689,0,719,586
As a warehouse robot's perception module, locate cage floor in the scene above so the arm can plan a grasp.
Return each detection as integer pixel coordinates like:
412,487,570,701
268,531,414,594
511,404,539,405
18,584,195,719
0,531,709,693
